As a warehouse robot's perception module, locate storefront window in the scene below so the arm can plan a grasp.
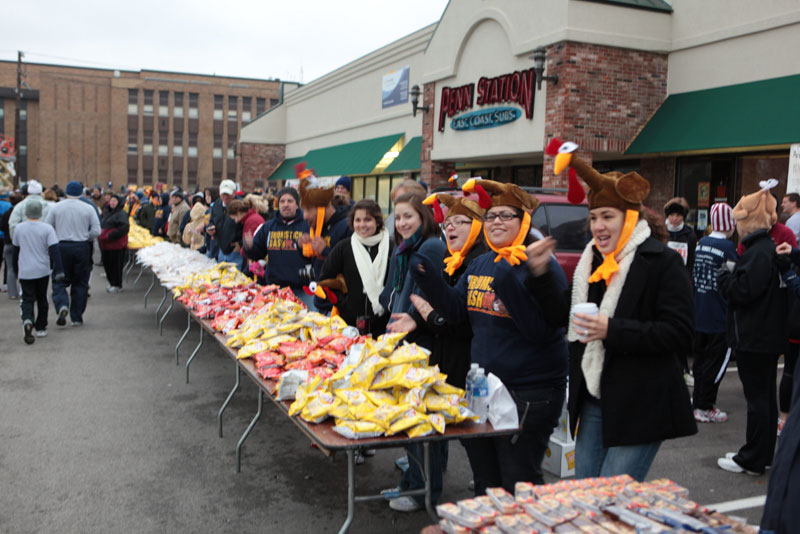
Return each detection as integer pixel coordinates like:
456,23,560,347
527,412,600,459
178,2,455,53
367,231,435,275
513,166,542,187
676,156,735,232
738,153,790,215
378,176,392,214
363,176,377,201
352,178,364,202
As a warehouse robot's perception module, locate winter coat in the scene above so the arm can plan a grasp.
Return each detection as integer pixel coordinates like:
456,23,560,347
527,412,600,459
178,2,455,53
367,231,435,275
244,210,309,288
182,203,208,251
1,207,13,246
719,229,788,354
98,202,130,251
737,222,797,256
666,224,696,273
411,247,568,390
208,199,241,255
9,194,51,239
318,235,394,337
136,201,155,231
311,206,353,312
150,194,171,237
167,200,190,243
567,237,697,447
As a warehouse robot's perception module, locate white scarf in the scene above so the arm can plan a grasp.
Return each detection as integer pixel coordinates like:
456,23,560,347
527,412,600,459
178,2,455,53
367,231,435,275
568,220,651,398
666,220,684,233
351,229,390,316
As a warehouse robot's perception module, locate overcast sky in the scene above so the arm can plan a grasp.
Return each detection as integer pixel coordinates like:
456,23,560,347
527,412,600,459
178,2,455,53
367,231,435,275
3,0,449,83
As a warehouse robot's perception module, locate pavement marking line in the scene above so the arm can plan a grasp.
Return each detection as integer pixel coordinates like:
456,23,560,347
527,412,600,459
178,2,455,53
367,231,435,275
725,363,785,374
703,495,766,513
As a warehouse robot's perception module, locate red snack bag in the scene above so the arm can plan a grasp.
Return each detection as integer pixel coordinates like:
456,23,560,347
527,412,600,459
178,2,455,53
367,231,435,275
324,336,354,353
258,367,283,380
308,367,334,380
278,341,313,362
254,351,285,369
285,359,316,371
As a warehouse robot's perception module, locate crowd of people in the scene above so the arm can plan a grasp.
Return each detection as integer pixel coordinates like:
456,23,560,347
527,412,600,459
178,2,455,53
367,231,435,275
3,152,798,529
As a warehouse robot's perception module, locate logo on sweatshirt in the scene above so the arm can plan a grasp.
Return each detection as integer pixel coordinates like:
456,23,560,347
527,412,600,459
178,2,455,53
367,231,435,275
466,275,510,318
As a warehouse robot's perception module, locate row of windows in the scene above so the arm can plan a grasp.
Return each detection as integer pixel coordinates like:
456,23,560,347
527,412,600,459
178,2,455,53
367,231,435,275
127,129,235,159
125,170,235,187
128,89,274,122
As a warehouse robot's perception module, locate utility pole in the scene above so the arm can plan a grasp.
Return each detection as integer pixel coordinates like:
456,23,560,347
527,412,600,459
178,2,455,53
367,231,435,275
13,50,23,188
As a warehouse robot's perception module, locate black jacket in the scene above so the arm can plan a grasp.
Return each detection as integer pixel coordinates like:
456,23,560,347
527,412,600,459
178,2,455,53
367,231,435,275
101,203,130,242
209,199,242,255
566,237,697,447
666,224,697,274
318,234,393,336
1,208,12,246
417,242,486,389
136,202,155,231
719,229,788,354
312,206,353,311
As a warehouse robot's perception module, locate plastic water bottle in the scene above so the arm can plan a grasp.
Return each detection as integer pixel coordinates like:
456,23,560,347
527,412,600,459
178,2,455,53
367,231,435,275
470,368,490,424
465,363,479,407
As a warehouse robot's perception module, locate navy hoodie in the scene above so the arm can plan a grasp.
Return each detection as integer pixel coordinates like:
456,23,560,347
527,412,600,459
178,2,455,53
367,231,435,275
411,251,568,389
151,193,171,237
692,233,737,333
245,209,310,288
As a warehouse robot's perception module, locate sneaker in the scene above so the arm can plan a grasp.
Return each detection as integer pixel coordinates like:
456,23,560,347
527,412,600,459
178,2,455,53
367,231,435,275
683,372,695,387
23,322,35,345
353,450,365,465
380,486,402,497
57,308,68,326
71,321,83,327
107,286,121,293
694,408,728,423
778,417,785,437
717,456,761,475
1,284,7,292
9,295,19,300
389,496,422,512
395,455,409,471
36,329,48,338
363,448,376,457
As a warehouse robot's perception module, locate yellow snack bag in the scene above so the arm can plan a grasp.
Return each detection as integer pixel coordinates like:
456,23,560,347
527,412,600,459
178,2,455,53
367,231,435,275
363,389,397,407
350,354,391,389
428,413,446,434
365,403,413,430
329,315,349,332
370,364,409,390
300,391,341,423
432,380,466,397
377,331,407,350
333,388,374,408
237,340,269,360
425,393,465,418
388,343,430,366
332,419,385,440
265,334,296,350
399,387,427,412
386,407,427,436
406,422,434,438
330,364,356,390
393,365,438,390
288,375,324,416
329,402,353,420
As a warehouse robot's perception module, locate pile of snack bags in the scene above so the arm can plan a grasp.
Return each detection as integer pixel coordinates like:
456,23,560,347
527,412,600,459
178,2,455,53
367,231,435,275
284,333,476,441
136,242,217,288
436,475,757,534
128,220,164,249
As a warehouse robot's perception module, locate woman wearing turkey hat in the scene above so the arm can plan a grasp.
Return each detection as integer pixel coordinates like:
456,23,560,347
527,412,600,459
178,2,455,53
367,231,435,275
410,179,568,495
529,139,697,481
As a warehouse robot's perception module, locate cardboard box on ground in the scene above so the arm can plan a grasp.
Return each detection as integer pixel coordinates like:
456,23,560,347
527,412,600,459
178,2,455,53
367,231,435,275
543,385,575,478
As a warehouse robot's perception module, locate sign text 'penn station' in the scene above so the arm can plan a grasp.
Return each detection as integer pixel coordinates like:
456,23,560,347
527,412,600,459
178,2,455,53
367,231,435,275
438,68,536,132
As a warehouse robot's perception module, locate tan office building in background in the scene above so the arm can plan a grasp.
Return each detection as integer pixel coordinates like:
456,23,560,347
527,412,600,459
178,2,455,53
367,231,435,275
0,61,294,191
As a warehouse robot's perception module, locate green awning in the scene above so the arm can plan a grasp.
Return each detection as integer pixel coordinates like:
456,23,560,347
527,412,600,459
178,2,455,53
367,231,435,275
269,156,306,181
268,133,404,180
626,74,800,155
385,136,422,172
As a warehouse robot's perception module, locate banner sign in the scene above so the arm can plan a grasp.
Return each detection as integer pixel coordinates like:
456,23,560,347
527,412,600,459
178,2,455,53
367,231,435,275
788,144,800,194
382,65,410,109
450,107,521,131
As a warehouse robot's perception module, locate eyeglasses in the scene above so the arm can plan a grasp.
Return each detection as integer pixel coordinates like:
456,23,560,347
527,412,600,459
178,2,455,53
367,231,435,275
442,218,473,230
484,212,520,222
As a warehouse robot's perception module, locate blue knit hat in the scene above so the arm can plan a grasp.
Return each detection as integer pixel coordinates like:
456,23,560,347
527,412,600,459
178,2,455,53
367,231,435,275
66,180,83,197
335,175,352,192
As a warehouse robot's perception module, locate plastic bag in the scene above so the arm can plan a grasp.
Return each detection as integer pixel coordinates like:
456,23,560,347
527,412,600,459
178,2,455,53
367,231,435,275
487,372,519,430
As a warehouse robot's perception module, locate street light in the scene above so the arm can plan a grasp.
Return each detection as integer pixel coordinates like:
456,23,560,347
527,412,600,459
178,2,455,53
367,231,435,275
531,46,558,91
410,85,429,117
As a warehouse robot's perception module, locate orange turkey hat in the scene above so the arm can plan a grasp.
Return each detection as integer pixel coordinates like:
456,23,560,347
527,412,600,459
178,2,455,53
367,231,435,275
423,193,485,224
295,162,334,208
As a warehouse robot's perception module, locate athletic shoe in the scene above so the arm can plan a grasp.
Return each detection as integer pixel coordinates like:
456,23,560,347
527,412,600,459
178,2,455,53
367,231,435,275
389,496,422,512
1,284,7,292
57,308,68,326
9,295,19,300
353,450,365,465
71,321,84,327
694,407,728,423
683,372,695,387
107,286,121,293
380,486,402,497
778,417,785,436
363,448,376,457
395,455,409,471
717,456,761,475
23,322,35,345
36,329,48,338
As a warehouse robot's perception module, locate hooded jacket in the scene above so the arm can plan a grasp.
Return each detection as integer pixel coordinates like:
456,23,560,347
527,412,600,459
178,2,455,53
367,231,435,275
151,193,171,237
167,199,190,243
182,202,208,251
98,197,130,251
136,199,155,232
9,194,51,239
245,209,309,287
209,198,241,255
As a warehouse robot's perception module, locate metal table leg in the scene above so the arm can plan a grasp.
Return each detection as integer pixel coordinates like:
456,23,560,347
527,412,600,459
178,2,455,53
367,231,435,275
423,442,436,522
338,449,356,534
155,287,168,324
218,363,241,437
131,263,145,288
123,252,134,280
159,293,174,335
185,328,205,384
143,271,155,308
236,389,263,473
175,311,192,365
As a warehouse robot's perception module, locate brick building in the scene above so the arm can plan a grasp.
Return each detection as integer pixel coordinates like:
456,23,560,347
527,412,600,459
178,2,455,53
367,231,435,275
241,0,800,228
0,61,292,191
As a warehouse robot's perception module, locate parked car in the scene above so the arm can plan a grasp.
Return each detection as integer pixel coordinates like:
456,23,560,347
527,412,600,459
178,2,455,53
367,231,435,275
431,185,589,281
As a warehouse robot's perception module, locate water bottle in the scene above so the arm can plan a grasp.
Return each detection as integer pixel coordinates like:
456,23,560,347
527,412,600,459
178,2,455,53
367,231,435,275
465,363,479,406
470,368,490,424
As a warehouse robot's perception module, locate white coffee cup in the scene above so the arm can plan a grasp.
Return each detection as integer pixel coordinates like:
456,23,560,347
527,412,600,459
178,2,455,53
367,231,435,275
571,302,599,339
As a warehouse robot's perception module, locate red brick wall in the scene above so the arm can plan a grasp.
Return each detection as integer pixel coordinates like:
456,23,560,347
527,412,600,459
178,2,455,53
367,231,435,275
543,42,668,189
640,156,676,213
419,82,455,190
239,142,285,191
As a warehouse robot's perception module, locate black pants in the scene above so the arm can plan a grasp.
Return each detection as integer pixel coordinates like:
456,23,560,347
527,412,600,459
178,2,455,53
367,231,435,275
465,385,564,495
101,249,125,288
20,276,49,330
692,331,731,410
734,351,779,472
780,343,799,413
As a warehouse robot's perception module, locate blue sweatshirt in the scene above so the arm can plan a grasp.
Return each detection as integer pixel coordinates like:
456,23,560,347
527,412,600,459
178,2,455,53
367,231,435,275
692,233,738,333
411,251,568,389
245,210,310,288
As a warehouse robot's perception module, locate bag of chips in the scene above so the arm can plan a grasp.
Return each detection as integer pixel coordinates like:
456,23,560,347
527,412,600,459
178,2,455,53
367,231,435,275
388,343,430,366
275,370,309,401
332,419,385,440
363,389,397,407
288,376,324,416
386,407,427,436
351,354,391,389
300,391,341,423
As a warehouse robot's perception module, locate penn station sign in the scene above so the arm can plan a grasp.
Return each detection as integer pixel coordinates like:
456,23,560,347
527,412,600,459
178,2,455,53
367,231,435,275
438,68,536,133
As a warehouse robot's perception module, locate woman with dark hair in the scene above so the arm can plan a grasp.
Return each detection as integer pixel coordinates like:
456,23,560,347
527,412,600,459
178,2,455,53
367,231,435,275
227,198,265,274
317,199,393,336
527,143,696,482
98,194,130,293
